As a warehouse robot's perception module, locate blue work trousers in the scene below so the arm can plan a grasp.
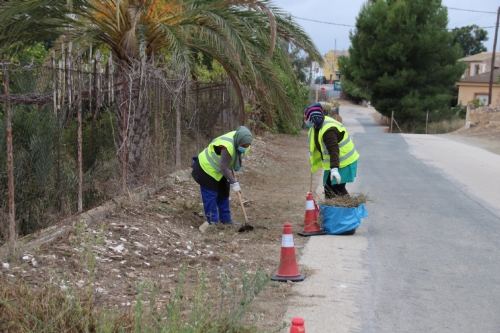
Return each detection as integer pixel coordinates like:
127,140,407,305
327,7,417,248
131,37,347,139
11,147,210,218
200,185,231,224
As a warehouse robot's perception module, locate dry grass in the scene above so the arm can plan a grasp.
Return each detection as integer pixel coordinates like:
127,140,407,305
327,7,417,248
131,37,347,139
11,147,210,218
0,133,315,333
320,193,369,208
0,278,134,333
427,119,464,134
0,265,268,333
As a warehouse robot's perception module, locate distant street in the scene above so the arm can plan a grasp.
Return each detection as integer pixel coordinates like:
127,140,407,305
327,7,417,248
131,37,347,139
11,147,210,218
309,83,333,91
282,104,500,333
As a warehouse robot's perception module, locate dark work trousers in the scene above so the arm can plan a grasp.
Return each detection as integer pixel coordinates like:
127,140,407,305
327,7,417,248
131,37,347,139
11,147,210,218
199,180,231,224
325,183,349,198
192,157,232,224
324,170,349,198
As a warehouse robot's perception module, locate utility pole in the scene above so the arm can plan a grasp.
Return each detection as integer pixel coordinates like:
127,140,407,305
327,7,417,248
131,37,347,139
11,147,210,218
334,39,336,83
488,6,499,106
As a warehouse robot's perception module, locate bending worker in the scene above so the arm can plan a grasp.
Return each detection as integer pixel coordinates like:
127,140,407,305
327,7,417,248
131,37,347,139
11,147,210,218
191,126,253,226
304,103,359,198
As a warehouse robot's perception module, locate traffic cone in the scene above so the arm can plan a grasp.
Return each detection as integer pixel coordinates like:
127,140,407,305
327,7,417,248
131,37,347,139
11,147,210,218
271,222,305,282
298,191,326,237
290,317,306,333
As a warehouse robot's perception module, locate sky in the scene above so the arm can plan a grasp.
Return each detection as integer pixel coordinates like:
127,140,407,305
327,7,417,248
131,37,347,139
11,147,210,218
270,0,499,56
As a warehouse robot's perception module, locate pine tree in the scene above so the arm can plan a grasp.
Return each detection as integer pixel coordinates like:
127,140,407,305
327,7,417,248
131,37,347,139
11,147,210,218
341,0,467,122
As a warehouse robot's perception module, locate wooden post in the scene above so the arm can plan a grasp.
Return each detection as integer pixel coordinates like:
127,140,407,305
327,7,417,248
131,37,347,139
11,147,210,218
67,42,72,106
390,110,394,133
153,70,159,176
52,51,57,116
57,58,62,205
175,82,182,168
77,50,83,212
121,75,128,194
196,81,200,154
110,53,114,103
3,55,16,255
426,110,428,134
105,59,110,106
95,50,101,117
393,117,403,133
61,43,66,110
95,50,103,164
221,88,225,133
89,44,93,120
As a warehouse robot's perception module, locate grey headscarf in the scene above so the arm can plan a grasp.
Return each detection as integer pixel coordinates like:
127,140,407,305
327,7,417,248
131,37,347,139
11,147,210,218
233,126,253,170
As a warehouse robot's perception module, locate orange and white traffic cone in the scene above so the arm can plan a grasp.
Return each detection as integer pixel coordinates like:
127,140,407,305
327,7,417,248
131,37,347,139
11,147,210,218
290,317,306,333
298,191,326,237
271,222,305,282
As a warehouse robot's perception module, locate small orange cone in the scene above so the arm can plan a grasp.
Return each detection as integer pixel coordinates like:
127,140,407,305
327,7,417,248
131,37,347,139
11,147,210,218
271,222,305,282
290,317,305,333
298,191,326,237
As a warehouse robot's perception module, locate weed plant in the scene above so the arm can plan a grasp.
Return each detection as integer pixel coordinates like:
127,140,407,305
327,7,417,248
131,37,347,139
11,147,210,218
0,224,270,333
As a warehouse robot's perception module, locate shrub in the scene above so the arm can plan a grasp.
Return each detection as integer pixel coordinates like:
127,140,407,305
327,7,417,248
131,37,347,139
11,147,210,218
467,98,485,109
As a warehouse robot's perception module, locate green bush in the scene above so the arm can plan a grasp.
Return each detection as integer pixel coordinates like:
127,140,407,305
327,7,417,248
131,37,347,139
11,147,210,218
274,70,310,134
0,106,116,241
62,111,117,172
0,105,59,235
467,98,485,109
452,104,467,119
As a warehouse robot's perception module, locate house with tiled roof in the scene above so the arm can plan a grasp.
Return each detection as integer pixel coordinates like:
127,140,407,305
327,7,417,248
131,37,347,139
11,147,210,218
456,52,500,106
457,69,500,106
459,52,500,78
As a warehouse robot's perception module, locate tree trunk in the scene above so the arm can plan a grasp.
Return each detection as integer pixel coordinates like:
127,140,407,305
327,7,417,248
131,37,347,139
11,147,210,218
114,66,150,187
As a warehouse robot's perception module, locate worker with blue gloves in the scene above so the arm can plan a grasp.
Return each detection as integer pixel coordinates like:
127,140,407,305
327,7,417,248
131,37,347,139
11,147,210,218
191,126,253,227
304,103,359,198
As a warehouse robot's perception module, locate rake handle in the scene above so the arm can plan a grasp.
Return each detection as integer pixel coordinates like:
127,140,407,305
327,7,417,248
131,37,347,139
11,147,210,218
231,169,249,224
310,172,313,192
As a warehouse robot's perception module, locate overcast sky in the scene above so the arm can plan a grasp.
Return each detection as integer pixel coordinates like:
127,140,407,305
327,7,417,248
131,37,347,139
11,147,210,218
270,0,499,56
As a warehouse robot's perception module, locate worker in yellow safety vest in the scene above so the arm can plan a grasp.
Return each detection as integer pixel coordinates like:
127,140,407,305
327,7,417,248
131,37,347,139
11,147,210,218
191,126,253,226
304,103,359,198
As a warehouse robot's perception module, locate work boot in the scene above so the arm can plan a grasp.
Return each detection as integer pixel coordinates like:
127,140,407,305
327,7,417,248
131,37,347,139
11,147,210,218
220,221,239,226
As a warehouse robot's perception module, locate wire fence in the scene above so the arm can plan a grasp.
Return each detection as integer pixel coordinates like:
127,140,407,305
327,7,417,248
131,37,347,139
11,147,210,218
0,50,243,245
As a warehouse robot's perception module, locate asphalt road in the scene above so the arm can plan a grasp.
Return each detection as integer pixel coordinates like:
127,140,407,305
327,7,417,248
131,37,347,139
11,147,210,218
281,106,500,333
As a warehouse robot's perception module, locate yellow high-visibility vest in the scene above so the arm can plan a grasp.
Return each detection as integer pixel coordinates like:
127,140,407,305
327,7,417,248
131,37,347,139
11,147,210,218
309,116,359,173
198,131,250,181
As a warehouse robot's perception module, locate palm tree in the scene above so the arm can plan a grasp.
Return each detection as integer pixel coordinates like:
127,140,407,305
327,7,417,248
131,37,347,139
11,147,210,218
0,0,322,185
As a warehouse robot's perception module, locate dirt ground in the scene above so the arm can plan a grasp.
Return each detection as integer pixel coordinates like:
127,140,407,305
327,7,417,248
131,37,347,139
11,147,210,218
444,106,500,155
0,130,316,331
1,101,499,332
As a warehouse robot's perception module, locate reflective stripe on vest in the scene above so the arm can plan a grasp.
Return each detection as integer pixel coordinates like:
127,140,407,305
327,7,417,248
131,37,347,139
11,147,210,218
309,116,359,173
198,132,236,181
